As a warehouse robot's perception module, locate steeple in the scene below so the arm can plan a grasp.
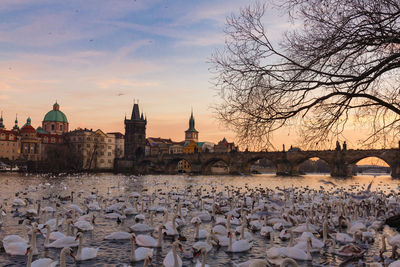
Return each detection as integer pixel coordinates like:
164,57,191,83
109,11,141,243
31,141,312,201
185,109,199,142
0,111,4,129
13,114,19,131
187,109,197,132
131,100,141,120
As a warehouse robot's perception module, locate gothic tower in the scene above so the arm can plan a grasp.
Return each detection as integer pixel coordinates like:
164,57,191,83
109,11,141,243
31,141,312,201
185,110,198,142
124,101,147,159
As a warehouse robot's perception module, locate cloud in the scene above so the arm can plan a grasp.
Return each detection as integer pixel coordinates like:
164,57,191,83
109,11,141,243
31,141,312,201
95,77,160,89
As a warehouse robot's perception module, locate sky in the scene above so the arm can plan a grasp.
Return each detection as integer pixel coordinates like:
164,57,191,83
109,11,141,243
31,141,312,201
2,0,288,144
0,0,390,162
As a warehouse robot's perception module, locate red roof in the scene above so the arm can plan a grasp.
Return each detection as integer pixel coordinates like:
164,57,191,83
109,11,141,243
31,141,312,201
20,125,36,133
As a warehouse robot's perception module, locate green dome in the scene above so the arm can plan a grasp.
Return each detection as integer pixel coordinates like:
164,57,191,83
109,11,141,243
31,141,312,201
43,102,68,123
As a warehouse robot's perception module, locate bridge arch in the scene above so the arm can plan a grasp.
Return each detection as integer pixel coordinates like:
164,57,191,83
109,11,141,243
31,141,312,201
165,158,192,174
350,156,391,176
296,157,331,174
201,158,230,175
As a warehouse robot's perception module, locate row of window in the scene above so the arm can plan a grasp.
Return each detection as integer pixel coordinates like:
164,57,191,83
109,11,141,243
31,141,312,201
71,136,112,142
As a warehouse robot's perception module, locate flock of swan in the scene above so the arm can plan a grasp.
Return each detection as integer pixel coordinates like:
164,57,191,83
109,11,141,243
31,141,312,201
0,174,399,266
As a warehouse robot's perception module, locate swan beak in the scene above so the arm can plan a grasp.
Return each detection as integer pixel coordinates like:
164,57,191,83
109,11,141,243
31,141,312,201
178,244,183,251
70,252,76,260
25,248,30,255
195,251,201,258
227,232,231,238
149,258,153,265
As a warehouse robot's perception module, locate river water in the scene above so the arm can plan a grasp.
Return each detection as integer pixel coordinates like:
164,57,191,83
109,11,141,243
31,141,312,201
0,172,399,266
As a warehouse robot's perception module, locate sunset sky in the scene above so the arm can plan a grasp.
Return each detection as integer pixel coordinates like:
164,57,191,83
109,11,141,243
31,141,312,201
0,0,385,154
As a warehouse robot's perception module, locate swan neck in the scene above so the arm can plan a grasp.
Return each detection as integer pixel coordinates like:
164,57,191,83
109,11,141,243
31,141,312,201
66,221,71,236
157,226,163,246
45,226,50,245
172,216,177,231
172,243,178,267
228,233,232,251
306,239,311,258
60,250,67,267
26,249,33,267
202,250,206,267
130,238,135,261
77,236,83,257
289,230,294,247
323,221,327,244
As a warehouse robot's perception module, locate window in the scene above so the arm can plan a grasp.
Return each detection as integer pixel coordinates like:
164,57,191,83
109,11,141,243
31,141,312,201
108,159,112,163
108,152,111,156
51,124,55,131
87,144,90,148
60,125,63,131
108,146,111,149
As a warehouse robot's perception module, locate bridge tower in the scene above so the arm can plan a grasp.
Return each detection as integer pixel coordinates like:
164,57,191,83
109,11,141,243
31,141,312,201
124,101,147,160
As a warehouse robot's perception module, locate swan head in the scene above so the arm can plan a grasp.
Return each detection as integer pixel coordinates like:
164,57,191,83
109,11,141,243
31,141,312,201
75,231,83,241
61,247,76,260
173,241,183,251
25,245,32,255
130,233,136,242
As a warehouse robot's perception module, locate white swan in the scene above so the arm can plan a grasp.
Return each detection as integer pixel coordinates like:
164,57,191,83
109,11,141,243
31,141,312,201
26,245,58,267
227,231,252,253
105,231,131,240
163,215,180,236
194,222,208,239
284,237,312,261
59,247,76,267
5,223,39,256
163,241,183,267
193,235,213,253
3,219,29,245
75,232,99,261
130,234,154,262
130,223,153,232
195,248,210,267
136,225,163,247
235,259,271,267
74,219,94,231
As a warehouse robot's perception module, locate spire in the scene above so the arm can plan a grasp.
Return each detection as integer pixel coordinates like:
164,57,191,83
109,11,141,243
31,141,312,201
53,101,60,111
140,112,144,120
186,108,197,132
0,111,4,129
13,114,19,131
131,100,140,120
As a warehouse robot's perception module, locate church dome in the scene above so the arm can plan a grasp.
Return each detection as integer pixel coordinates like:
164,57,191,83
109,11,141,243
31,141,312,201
20,117,36,133
43,102,68,123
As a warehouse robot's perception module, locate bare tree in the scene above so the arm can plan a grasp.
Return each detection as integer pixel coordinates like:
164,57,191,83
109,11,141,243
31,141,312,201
211,0,400,149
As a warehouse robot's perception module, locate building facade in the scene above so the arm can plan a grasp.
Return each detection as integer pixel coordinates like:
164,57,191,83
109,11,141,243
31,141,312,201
124,102,147,159
66,129,116,170
20,118,41,161
0,128,20,160
108,132,124,159
214,137,238,153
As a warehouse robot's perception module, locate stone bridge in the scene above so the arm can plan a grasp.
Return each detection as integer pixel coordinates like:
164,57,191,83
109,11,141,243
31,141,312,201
132,149,400,177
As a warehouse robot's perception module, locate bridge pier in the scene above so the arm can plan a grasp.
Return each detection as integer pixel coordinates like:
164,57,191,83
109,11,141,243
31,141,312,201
390,160,400,178
330,162,353,177
276,161,299,176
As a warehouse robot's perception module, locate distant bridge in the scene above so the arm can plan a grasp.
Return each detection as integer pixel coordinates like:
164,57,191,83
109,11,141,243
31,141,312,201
116,148,400,177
